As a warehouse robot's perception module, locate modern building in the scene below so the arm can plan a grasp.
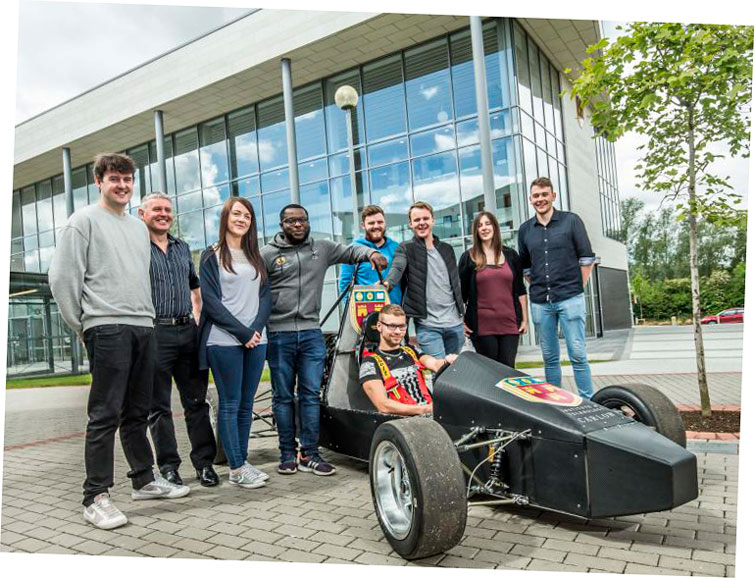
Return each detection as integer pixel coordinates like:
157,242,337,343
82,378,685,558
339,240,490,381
9,9,630,377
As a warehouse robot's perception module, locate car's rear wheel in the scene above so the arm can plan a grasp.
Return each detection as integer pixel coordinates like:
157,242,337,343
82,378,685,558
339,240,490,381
592,383,687,447
369,417,467,560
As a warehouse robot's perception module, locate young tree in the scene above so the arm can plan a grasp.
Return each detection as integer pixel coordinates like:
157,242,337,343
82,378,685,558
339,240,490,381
568,23,752,417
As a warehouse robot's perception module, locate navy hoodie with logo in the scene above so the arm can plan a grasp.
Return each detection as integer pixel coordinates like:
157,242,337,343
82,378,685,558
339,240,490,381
260,233,375,333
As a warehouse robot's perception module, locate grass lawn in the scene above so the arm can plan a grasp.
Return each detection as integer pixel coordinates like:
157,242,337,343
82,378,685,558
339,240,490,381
6,369,273,390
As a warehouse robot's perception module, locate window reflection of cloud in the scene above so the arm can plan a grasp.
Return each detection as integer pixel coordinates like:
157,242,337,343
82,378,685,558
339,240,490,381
420,86,439,100
205,206,222,242
412,176,459,207
203,187,221,206
174,154,200,193
296,110,319,122
235,137,258,169
257,139,278,165
199,150,220,187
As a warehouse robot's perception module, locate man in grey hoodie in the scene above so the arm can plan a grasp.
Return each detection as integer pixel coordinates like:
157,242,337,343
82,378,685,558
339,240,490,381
261,204,387,476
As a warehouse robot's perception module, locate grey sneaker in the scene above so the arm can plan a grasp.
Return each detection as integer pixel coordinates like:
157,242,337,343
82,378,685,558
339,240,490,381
83,493,128,530
229,464,267,489
132,473,191,500
244,462,269,482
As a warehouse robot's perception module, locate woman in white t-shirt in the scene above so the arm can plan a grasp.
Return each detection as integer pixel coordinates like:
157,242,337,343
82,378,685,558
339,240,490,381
197,197,271,489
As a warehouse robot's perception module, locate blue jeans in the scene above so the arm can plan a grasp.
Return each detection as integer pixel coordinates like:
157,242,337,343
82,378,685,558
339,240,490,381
267,329,326,460
207,344,267,470
530,293,594,399
415,322,465,359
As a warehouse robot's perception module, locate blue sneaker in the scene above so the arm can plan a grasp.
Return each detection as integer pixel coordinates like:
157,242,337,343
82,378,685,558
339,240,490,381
298,452,336,476
277,458,298,475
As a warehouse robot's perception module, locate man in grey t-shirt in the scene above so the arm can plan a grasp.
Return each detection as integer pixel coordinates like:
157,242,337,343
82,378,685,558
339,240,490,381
385,202,465,359
49,154,189,532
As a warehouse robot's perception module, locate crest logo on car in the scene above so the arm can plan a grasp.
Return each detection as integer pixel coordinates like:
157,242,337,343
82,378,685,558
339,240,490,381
350,287,389,333
494,376,583,407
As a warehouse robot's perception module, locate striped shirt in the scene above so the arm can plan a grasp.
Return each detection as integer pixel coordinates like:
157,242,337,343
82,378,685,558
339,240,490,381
149,234,199,318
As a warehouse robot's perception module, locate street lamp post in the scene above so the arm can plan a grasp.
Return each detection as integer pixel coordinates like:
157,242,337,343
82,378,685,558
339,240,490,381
334,85,360,240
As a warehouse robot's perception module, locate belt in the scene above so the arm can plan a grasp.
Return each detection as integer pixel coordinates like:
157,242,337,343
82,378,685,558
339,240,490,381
155,315,193,326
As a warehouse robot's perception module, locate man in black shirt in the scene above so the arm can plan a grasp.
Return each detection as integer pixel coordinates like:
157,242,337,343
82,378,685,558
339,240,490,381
139,193,219,487
517,177,596,399
359,305,457,415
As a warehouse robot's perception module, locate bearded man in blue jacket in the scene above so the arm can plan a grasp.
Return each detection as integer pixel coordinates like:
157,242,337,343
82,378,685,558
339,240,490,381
338,205,402,304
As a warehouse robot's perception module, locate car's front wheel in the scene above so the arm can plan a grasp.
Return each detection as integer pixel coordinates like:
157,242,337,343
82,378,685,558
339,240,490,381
369,417,467,560
592,383,687,447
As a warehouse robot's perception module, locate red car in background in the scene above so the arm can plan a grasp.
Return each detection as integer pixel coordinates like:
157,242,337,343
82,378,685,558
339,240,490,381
701,307,745,324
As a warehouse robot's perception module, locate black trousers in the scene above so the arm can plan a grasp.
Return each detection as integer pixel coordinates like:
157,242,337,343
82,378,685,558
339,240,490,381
82,324,156,506
472,334,520,368
148,323,216,473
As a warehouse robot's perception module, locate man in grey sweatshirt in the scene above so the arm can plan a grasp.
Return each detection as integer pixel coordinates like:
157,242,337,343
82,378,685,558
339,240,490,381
261,204,387,476
48,154,189,531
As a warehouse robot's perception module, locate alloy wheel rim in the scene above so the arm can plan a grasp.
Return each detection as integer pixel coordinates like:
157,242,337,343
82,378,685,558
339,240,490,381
373,440,413,539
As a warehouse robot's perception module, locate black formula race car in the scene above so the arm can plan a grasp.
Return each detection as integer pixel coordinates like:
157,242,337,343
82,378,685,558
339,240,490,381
315,284,699,560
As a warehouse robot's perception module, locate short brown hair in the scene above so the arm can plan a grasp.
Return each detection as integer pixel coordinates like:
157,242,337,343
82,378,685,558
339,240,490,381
379,304,406,320
93,153,136,182
361,204,384,222
408,201,434,219
529,176,554,193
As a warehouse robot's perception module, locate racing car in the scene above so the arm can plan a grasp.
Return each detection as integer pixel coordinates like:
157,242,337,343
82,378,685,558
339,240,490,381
315,283,698,560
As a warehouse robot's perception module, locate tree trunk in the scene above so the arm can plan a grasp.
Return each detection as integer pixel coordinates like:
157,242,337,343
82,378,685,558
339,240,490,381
687,107,712,418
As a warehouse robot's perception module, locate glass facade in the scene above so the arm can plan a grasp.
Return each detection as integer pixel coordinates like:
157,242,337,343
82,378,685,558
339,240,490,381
8,17,600,375
594,129,622,240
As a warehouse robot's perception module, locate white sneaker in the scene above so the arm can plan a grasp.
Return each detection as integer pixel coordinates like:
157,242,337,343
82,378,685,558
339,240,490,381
229,464,267,489
83,493,128,530
132,473,191,500
244,462,270,482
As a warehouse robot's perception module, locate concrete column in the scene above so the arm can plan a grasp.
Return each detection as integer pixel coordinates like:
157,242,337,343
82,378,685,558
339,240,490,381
153,110,168,194
470,16,496,213
281,58,300,203
62,147,74,217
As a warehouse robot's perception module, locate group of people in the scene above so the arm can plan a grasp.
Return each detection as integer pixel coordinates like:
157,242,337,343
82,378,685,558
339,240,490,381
48,152,595,532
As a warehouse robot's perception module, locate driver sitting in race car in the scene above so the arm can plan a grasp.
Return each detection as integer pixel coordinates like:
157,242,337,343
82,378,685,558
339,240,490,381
359,304,457,416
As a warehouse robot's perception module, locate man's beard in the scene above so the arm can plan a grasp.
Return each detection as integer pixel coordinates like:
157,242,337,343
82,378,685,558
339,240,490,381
283,228,310,245
365,229,385,244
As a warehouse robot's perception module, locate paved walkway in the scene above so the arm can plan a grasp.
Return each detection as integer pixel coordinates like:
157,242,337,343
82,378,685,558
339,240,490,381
1,381,739,574
0,414,738,575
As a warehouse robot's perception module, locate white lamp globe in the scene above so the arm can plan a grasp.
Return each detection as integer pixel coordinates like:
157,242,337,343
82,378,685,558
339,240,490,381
334,85,359,110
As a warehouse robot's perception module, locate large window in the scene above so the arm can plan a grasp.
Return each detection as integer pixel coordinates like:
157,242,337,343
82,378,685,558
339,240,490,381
595,130,621,240
512,20,568,217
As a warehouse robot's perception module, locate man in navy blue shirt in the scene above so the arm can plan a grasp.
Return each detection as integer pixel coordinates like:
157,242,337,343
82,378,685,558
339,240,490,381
518,177,596,398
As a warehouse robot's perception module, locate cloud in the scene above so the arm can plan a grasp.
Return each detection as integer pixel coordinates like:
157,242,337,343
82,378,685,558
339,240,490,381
614,130,750,213
16,2,249,122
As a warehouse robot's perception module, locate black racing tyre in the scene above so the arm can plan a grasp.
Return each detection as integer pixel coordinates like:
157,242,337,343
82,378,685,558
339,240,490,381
592,383,687,448
369,417,467,560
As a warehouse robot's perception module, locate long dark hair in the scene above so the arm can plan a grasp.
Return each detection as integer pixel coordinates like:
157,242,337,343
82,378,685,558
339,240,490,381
469,211,504,271
215,197,266,283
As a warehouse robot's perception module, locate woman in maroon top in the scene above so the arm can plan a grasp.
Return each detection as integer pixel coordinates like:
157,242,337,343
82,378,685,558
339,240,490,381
458,211,528,368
